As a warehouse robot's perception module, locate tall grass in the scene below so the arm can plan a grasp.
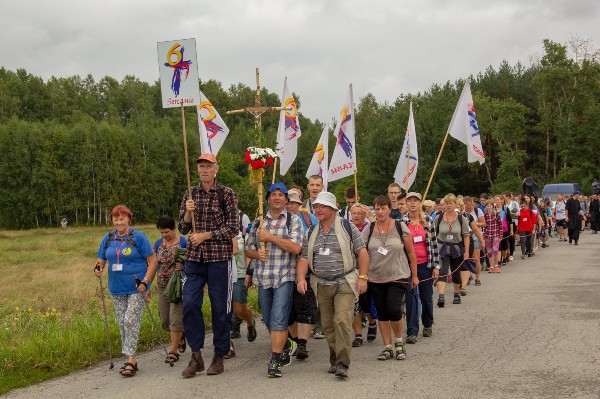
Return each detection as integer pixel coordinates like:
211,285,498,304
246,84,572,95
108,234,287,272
0,226,259,395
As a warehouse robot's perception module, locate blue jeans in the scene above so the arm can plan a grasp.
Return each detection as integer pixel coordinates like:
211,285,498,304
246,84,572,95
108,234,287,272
182,260,231,356
406,263,434,336
258,282,294,331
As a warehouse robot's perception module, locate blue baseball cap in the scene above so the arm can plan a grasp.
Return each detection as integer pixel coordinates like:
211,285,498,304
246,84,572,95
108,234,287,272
266,183,288,200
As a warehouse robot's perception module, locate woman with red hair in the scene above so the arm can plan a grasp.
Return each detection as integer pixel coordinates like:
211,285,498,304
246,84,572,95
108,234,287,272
94,205,157,377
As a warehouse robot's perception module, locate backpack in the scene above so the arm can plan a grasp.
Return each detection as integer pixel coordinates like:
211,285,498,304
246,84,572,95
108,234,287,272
435,212,469,242
299,210,313,229
365,219,409,259
103,228,140,257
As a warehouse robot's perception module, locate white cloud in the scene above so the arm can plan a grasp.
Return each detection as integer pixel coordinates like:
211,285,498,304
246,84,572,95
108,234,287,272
1,0,598,121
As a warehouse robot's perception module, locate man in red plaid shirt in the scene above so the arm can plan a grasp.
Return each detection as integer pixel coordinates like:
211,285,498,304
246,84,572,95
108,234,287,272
178,153,239,377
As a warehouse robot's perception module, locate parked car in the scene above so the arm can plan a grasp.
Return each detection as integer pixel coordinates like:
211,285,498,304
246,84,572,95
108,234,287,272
542,183,583,199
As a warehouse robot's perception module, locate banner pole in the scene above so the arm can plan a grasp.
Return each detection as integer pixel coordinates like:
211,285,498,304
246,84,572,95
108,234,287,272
354,170,359,203
181,102,196,233
271,157,278,184
405,142,410,193
423,131,449,202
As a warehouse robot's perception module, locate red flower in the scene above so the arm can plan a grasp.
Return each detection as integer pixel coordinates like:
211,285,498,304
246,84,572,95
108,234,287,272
251,159,265,169
244,151,251,164
266,157,273,166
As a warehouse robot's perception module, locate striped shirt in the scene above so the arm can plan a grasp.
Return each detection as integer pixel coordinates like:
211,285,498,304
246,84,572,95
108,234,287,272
245,209,304,289
300,221,365,285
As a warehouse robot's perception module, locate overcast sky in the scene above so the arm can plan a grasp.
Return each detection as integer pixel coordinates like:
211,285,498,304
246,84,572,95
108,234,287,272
2,0,599,122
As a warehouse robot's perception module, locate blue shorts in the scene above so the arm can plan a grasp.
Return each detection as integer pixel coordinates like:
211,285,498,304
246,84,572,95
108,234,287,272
232,278,248,304
258,282,294,331
473,239,481,250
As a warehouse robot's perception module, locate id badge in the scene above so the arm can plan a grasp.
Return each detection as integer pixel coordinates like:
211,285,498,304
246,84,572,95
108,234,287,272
523,218,528,221
446,235,454,240
112,263,123,272
413,236,423,243
319,248,330,256
377,246,389,256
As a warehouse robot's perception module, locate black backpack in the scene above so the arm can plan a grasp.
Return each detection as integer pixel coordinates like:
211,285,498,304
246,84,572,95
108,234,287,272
103,228,140,257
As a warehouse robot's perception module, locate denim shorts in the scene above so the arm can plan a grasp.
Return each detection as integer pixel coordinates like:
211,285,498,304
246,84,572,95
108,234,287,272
232,278,248,304
473,239,481,249
258,281,294,331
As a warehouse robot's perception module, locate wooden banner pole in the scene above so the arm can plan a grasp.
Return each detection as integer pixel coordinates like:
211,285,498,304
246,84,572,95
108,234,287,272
423,131,449,202
181,102,196,233
354,170,359,204
271,157,278,184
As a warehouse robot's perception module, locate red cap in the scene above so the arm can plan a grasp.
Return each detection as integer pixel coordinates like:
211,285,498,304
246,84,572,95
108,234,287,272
196,153,217,163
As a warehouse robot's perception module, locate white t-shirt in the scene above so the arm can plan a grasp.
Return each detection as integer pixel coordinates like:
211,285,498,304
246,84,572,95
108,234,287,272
554,201,566,220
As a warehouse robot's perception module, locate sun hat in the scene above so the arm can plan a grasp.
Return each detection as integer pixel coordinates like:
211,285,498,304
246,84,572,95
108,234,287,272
288,191,302,204
313,192,338,210
266,183,288,200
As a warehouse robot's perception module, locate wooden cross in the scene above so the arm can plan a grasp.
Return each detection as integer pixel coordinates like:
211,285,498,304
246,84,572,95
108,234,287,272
226,68,288,144
226,68,289,249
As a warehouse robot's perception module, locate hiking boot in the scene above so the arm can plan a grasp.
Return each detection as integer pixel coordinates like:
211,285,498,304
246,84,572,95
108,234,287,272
207,354,224,375
437,297,445,308
281,339,297,367
335,364,349,378
296,343,308,360
352,336,364,347
247,320,257,342
453,295,461,304
423,327,432,337
406,335,417,344
181,351,204,378
267,359,282,378
394,341,406,360
328,364,338,373
230,329,241,339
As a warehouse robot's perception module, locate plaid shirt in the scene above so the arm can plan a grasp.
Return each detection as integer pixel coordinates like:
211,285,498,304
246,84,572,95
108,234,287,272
483,212,502,240
245,209,304,289
402,214,440,269
178,181,239,263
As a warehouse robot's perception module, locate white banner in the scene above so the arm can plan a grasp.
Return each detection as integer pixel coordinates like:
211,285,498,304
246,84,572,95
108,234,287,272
447,81,485,164
157,38,201,108
394,102,418,190
306,124,329,191
197,90,230,155
276,77,301,175
328,85,356,182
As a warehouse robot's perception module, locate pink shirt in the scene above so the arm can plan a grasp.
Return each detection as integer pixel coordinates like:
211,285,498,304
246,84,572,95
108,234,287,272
409,222,428,265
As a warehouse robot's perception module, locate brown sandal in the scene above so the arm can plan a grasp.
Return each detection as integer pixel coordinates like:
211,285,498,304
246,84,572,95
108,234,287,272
120,362,138,377
165,352,180,363
178,334,186,353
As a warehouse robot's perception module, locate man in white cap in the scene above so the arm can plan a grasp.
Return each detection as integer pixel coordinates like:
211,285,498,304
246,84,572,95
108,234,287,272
296,191,369,378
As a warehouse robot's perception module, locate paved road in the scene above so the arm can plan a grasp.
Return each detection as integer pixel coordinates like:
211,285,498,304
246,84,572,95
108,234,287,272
5,232,600,399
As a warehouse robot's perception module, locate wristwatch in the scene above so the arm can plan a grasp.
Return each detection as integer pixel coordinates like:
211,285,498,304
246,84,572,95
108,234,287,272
358,275,368,281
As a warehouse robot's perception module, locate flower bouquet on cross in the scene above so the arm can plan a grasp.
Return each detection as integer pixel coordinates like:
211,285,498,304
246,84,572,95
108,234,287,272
244,147,277,170
243,146,277,251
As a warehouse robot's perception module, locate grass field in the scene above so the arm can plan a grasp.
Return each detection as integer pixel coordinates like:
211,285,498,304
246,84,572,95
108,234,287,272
0,225,259,395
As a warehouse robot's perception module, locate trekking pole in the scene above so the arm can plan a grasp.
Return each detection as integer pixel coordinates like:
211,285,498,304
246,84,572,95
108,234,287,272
134,275,174,367
95,263,114,370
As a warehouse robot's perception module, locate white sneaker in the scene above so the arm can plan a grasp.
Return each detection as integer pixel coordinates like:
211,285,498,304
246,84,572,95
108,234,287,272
509,256,513,261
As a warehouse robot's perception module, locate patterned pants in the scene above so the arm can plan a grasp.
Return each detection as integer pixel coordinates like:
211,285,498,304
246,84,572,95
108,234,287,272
112,292,146,356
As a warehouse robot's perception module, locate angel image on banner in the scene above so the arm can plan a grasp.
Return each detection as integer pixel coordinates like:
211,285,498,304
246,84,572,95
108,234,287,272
328,85,356,182
306,124,329,191
197,90,230,155
276,77,301,175
393,102,418,190
447,81,485,164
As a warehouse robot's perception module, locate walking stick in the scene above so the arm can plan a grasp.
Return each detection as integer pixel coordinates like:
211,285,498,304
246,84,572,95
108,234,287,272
134,275,174,367
95,264,114,370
